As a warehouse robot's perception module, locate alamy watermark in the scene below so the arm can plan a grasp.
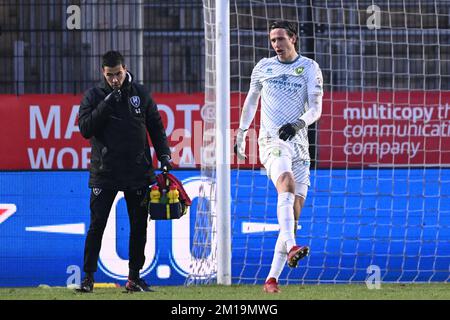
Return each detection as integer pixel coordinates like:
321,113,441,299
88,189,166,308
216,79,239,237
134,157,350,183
365,265,381,289
366,5,381,30
66,5,81,30
66,264,81,287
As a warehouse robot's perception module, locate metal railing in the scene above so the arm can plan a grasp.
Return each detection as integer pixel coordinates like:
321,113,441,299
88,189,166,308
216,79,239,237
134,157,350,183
0,0,448,94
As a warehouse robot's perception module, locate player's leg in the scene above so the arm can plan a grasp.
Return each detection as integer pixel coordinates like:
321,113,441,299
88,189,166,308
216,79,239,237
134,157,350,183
286,192,310,267
264,234,286,293
78,188,117,292
275,171,297,251
286,159,311,268
292,154,310,225
294,181,308,231
260,140,296,292
294,194,304,233
264,169,295,293
124,187,153,292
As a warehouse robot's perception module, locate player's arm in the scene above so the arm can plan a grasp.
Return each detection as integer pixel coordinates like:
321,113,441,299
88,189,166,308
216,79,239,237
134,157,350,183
279,62,323,141
234,65,262,160
300,61,323,126
144,93,172,169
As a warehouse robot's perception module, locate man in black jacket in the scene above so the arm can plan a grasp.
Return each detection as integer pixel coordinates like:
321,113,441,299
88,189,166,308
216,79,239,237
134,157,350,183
77,51,171,293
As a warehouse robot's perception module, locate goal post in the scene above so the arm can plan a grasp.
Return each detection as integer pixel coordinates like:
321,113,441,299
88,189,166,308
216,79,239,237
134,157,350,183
185,0,232,286
187,0,450,286
215,0,232,286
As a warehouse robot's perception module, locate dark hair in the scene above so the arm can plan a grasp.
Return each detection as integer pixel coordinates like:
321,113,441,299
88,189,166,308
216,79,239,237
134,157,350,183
102,51,125,68
269,20,299,51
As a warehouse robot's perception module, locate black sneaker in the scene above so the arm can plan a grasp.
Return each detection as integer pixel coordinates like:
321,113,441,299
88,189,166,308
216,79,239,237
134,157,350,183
76,277,94,293
125,278,154,292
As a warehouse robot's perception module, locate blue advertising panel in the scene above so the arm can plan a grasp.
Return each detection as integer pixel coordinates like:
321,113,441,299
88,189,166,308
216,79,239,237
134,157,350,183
0,169,449,287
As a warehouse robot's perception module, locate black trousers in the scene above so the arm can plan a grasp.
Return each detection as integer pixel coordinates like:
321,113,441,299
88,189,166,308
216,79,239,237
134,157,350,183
83,187,148,273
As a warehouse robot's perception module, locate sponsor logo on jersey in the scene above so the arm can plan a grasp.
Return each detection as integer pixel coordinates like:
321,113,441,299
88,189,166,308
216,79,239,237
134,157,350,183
266,68,273,74
294,66,304,75
268,77,302,90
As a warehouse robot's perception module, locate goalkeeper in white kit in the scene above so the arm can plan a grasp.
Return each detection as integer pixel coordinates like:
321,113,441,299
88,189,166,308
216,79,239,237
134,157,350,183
234,20,323,293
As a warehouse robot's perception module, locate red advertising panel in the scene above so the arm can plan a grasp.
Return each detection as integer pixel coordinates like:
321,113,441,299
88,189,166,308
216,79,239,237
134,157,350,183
318,91,450,167
0,93,255,170
0,95,87,170
2,91,448,170
0,94,206,170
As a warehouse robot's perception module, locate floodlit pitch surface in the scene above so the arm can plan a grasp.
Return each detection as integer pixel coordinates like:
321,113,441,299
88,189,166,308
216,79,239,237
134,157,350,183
0,283,449,300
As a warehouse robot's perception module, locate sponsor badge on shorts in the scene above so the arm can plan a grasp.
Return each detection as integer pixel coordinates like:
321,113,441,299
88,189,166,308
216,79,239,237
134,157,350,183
272,148,281,157
93,188,102,196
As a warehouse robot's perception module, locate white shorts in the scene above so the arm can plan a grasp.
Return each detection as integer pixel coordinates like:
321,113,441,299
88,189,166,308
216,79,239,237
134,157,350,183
258,137,311,197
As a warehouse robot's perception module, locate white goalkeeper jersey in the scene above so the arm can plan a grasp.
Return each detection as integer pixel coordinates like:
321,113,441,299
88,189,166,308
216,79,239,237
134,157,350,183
249,55,323,158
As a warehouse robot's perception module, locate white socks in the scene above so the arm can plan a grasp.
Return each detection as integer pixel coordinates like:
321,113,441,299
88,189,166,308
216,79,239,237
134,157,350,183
267,234,288,281
266,192,296,282
277,192,296,251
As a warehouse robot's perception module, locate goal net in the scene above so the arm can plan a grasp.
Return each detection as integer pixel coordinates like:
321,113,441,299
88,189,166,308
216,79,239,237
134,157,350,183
187,0,450,285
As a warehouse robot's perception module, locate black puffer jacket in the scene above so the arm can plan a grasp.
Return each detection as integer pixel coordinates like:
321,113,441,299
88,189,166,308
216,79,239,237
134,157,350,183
78,72,171,190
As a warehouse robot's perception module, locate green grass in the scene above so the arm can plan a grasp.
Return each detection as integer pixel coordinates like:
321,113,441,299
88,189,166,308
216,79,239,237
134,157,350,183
0,283,449,300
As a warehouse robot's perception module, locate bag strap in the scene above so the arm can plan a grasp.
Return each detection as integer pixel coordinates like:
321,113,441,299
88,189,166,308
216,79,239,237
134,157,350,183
154,172,192,206
166,173,192,205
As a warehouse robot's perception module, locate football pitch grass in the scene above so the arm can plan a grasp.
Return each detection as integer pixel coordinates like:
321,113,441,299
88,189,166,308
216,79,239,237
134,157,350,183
0,283,449,300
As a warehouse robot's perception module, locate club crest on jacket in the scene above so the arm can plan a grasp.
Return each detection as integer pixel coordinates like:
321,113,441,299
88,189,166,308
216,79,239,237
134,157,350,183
130,96,141,114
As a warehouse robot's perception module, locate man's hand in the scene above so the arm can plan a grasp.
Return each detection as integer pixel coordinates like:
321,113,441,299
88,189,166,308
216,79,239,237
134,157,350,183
278,119,306,141
104,88,122,105
160,155,172,171
234,128,248,160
